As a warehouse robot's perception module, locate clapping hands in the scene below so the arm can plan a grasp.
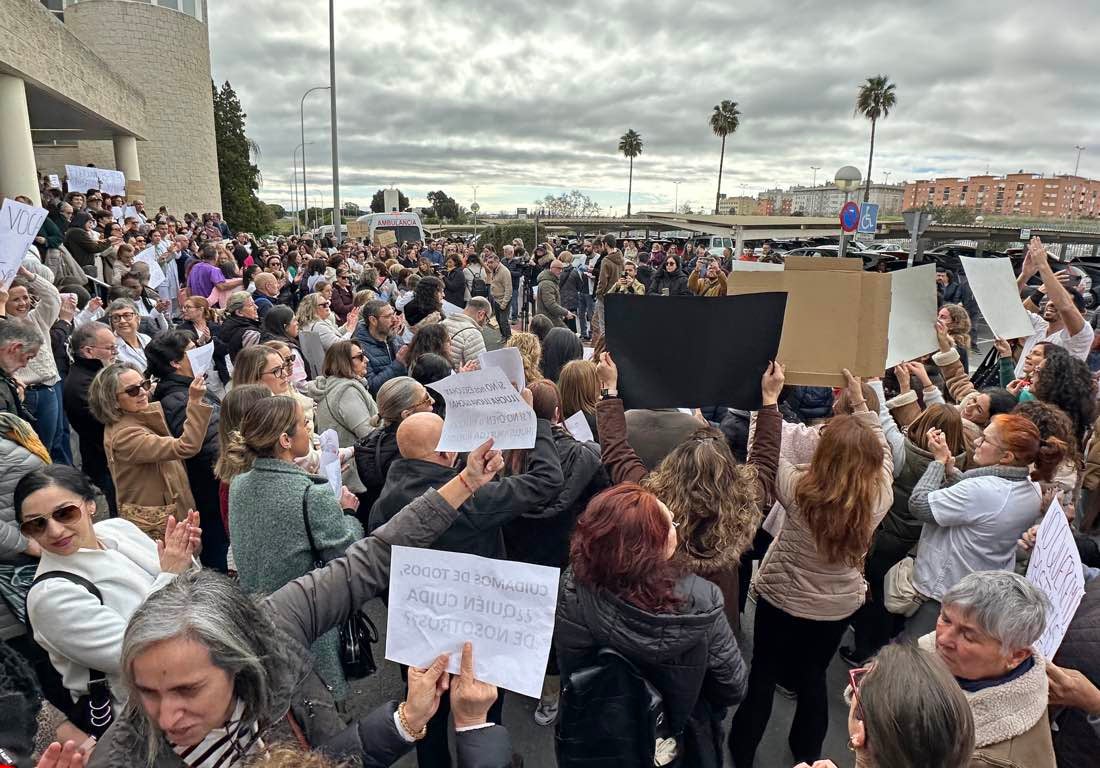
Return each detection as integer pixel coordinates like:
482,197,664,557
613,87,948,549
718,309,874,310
158,509,200,574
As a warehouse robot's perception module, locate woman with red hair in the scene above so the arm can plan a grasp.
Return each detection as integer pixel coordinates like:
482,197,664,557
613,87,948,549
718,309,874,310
904,412,1067,637
555,483,746,767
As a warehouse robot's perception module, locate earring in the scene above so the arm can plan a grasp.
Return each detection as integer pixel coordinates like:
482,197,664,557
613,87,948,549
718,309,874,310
848,737,858,752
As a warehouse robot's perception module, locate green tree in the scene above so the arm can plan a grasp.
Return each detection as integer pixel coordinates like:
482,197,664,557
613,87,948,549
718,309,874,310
426,190,461,221
266,203,286,219
709,100,741,214
211,81,273,233
370,188,410,213
855,75,898,202
618,129,643,216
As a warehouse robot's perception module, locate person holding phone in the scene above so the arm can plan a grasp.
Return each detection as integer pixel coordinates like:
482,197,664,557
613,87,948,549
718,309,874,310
688,258,729,297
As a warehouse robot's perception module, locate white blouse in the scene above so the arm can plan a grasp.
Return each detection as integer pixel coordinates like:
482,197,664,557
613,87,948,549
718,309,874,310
27,518,176,709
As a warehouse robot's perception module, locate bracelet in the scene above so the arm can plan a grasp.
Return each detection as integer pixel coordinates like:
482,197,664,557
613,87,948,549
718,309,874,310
398,702,428,741
850,400,867,407
457,471,475,494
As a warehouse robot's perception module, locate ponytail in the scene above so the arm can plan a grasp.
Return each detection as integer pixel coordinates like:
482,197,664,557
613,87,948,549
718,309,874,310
1032,436,1068,483
214,429,258,482
214,396,299,481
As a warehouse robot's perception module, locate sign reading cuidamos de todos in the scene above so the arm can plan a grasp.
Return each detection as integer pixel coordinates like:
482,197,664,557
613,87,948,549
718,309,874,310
385,546,560,698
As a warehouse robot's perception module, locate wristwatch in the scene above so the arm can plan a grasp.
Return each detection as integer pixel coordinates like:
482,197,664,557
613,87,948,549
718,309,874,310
600,388,618,399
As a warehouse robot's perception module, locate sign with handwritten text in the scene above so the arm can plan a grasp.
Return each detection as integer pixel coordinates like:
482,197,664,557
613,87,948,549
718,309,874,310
1026,500,1085,658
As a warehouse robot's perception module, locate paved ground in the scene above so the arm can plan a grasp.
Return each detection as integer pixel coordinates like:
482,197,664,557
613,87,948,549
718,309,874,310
346,594,856,768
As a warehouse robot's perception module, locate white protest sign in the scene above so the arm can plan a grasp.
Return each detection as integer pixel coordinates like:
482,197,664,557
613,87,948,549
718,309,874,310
185,343,215,379
478,346,525,391
47,174,61,190
582,346,595,361
885,264,940,368
442,299,464,316
134,246,166,290
431,367,537,451
318,428,341,498
1026,499,1085,659
65,165,126,196
959,256,1035,340
563,410,594,443
0,199,48,288
386,545,560,698
111,206,124,222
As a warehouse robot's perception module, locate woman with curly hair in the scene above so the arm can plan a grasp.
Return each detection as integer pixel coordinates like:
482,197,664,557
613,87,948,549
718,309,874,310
1013,398,1079,492
504,330,543,385
594,353,782,635
1026,343,1096,449
938,303,972,371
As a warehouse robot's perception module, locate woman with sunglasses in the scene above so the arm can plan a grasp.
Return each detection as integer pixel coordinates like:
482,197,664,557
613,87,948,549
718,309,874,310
88,362,212,537
302,341,377,495
648,252,691,296
104,298,150,371
260,305,310,380
794,643,974,768
16,465,200,735
296,292,361,351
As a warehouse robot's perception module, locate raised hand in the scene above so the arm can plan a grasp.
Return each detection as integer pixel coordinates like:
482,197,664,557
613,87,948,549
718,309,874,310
926,427,952,467
993,337,1012,359
596,352,618,390
761,361,785,406
405,653,450,734
157,511,199,574
450,642,498,728
460,438,505,491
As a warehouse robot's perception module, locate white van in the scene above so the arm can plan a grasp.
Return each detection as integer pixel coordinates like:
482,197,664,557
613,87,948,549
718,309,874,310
354,212,426,246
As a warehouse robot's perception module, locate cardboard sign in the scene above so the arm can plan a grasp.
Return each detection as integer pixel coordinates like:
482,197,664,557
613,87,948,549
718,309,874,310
431,367,537,451
606,293,787,410
65,165,125,196
727,256,890,386
0,199,48,289
133,246,166,290
478,347,525,391
1026,500,1085,659
374,229,397,248
731,260,784,272
563,410,594,443
885,264,940,368
347,220,369,239
385,546,560,698
959,256,1035,340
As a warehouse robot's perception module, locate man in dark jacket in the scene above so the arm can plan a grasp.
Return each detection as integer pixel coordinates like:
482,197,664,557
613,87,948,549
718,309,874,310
535,260,572,328
559,260,587,337
63,322,118,514
369,410,562,767
63,211,113,269
1051,582,1100,768
147,331,228,571
354,299,408,395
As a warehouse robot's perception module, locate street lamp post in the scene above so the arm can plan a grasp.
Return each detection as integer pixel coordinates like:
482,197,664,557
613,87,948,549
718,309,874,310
328,0,341,241
292,142,313,236
299,85,330,233
834,165,862,259
810,166,820,215
673,179,683,212
1074,145,1087,177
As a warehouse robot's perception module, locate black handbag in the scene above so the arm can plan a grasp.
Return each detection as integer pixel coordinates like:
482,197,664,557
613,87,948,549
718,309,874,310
300,486,379,679
25,572,115,738
968,345,1001,391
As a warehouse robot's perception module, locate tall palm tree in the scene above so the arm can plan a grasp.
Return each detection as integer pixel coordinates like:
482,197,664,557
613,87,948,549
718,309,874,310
618,129,643,217
709,100,741,214
855,75,897,202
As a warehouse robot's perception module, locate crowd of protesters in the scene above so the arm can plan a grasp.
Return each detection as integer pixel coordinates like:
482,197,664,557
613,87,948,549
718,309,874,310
2,178,1100,768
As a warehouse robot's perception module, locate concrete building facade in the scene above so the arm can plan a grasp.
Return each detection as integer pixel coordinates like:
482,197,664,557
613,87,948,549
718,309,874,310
716,194,759,216
0,0,220,213
903,173,1100,219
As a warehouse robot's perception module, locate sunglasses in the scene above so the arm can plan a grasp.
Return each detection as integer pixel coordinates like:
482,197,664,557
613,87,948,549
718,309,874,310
845,666,870,721
20,503,82,536
120,379,152,398
318,301,331,308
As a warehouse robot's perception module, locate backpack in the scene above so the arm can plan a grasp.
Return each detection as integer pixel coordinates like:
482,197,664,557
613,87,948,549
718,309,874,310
556,648,680,767
469,266,491,299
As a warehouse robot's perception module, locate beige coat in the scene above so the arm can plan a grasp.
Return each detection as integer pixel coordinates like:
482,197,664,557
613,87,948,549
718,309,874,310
103,398,212,517
488,263,512,311
752,410,894,620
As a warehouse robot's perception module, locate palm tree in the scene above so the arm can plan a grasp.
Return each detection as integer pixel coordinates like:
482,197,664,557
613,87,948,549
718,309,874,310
618,129,643,217
855,75,897,202
709,100,741,214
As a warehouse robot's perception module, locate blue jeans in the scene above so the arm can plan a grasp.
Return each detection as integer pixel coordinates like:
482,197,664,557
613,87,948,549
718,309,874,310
577,292,593,338
24,381,72,465
510,285,521,320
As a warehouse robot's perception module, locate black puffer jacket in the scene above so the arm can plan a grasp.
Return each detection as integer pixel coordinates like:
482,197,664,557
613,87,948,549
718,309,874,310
217,313,261,363
153,373,227,571
503,427,609,567
555,569,747,767
353,424,399,528
1053,583,1100,768
649,260,691,296
559,265,585,311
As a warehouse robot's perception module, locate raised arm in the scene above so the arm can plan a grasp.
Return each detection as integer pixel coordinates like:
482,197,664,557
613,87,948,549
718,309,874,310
109,380,212,463
750,362,785,508
868,378,905,478
593,353,648,484
1029,236,1085,335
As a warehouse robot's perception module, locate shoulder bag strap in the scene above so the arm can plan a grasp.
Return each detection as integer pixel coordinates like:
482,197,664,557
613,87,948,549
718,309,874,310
301,485,324,569
27,572,108,684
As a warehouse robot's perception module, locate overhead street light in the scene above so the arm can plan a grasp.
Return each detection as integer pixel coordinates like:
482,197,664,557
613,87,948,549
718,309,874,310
299,85,330,232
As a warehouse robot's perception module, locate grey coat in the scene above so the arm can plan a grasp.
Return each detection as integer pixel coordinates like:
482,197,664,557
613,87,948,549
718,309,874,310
88,489,514,768
535,268,568,326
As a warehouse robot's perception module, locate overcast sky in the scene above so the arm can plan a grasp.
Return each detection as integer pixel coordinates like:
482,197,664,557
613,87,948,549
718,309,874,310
207,0,1098,215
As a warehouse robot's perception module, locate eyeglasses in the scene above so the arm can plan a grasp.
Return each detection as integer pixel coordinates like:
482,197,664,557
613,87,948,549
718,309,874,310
665,261,677,267
974,433,1006,451
846,666,870,721
417,392,434,408
120,379,152,398
351,352,366,362
110,311,136,322
318,301,331,308
20,503,83,536
84,344,119,354
263,365,290,379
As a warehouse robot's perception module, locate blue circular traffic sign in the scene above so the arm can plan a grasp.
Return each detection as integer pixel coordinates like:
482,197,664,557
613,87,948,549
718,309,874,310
839,201,860,232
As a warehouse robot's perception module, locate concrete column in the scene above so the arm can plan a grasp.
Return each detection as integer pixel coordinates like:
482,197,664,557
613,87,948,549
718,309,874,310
734,227,745,257
0,75,40,202
112,135,145,198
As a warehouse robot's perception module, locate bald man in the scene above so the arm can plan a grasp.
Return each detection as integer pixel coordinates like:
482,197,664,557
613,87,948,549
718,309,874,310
369,410,562,560
373,410,560,767
252,272,279,318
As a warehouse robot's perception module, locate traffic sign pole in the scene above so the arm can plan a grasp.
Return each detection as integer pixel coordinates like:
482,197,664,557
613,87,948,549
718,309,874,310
839,201,860,260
